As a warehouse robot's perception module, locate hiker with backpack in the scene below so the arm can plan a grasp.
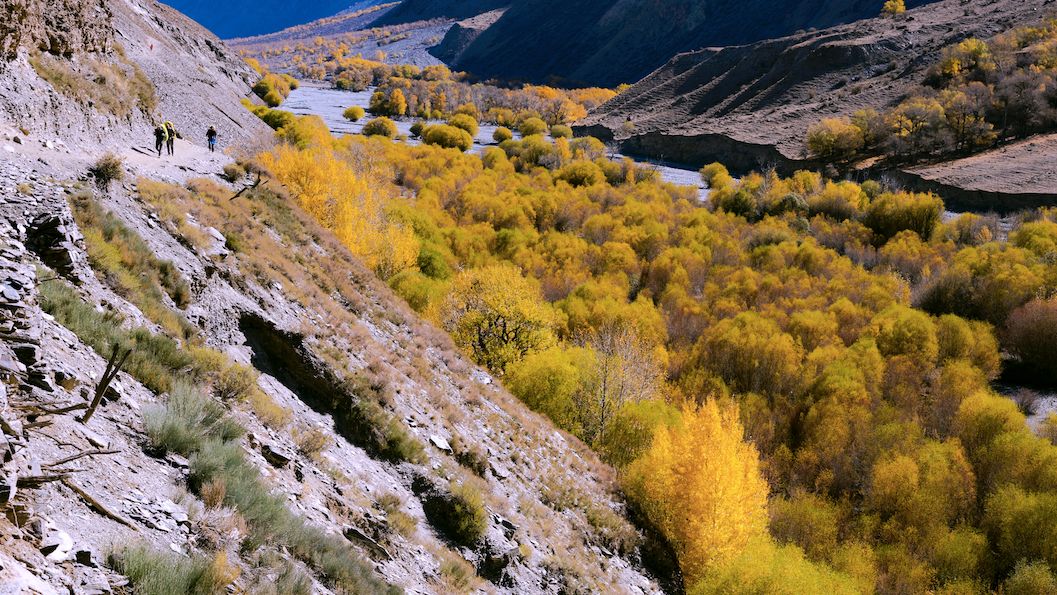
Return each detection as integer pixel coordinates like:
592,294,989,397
164,121,177,156
154,124,168,157
206,126,218,153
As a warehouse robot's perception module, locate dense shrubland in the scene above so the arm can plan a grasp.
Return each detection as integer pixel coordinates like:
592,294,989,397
807,18,1057,165
269,45,617,125
246,57,299,107
363,67,617,125
245,102,1057,593
243,37,619,124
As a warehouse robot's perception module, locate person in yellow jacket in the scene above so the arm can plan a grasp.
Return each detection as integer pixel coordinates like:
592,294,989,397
164,121,177,156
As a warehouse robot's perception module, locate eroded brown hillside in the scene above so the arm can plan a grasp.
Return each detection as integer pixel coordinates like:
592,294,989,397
579,0,1057,208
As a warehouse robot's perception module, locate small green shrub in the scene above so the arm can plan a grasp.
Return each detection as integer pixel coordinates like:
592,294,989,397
109,545,232,595
420,481,488,547
556,161,605,187
518,117,548,137
439,551,478,592
89,153,125,189
214,363,260,401
223,231,244,253
362,117,398,138
258,107,298,131
222,163,247,183
295,426,331,458
447,113,479,137
345,399,425,463
144,382,244,455
451,435,488,477
377,493,418,537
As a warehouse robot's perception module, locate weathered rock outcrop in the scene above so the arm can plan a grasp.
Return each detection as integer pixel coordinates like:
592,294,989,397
429,8,505,64
373,0,508,27
0,0,114,60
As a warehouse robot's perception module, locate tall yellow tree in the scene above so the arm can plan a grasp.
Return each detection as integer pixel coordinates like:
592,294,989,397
390,88,408,117
623,400,769,585
882,0,906,15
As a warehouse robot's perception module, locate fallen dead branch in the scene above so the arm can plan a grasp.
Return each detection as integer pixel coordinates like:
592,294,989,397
230,172,265,200
61,477,135,528
44,449,119,469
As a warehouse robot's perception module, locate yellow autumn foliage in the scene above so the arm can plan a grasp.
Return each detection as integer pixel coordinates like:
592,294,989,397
259,144,418,280
623,400,769,584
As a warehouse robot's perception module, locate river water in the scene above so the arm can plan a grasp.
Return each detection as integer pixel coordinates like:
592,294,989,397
281,85,709,199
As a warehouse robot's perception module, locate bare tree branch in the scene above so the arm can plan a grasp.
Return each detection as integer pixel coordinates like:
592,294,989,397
80,343,132,424
61,478,136,528
43,449,120,469
230,172,265,200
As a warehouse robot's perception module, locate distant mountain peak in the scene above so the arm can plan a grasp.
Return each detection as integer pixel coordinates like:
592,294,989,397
160,0,388,38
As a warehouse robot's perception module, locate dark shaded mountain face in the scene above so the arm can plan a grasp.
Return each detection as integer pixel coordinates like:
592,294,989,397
446,0,934,87
160,0,385,38
371,0,509,26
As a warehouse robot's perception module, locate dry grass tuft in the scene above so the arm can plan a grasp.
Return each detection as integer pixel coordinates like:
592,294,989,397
29,49,156,117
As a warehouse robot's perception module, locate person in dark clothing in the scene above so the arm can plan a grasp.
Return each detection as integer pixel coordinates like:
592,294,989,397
164,121,176,156
154,124,167,157
206,126,218,153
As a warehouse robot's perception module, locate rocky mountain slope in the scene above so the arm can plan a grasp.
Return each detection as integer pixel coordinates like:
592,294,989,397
578,0,1057,208
0,0,271,150
0,1,665,592
161,1,390,39
429,9,505,64
226,3,398,48
371,0,508,27
442,0,934,87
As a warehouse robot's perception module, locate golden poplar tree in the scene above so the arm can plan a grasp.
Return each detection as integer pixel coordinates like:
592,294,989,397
623,400,769,585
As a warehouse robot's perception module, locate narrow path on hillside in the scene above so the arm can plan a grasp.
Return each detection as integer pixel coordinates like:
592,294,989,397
118,137,233,185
